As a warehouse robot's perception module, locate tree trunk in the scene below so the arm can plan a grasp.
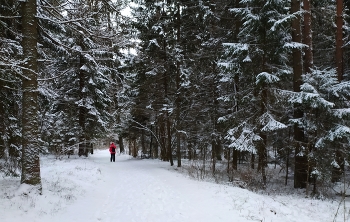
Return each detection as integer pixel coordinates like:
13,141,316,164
188,141,192,160
292,0,307,189
149,125,153,158
259,88,267,186
216,143,221,159
332,0,344,182
128,139,132,156
251,154,255,169
259,25,268,187
285,148,290,186
78,40,86,157
154,125,159,158
132,139,137,158
232,74,239,170
0,85,4,159
20,0,42,190
161,34,173,165
226,148,230,173
303,0,313,74
211,65,220,173
232,149,238,170
119,136,124,154
159,118,167,161
258,134,267,187
176,4,181,167
166,115,173,166
211,139,216,174
336,0,344,82
141,129,145,157
176,134,181,167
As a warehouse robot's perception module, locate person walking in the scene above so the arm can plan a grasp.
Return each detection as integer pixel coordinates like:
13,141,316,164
109,142,117,162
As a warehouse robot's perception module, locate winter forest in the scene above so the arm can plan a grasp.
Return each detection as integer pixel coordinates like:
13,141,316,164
2,0,350,201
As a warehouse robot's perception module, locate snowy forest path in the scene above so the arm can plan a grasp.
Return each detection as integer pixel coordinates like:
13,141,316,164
91,153,187,222
50,149,251,222
46,150,337,222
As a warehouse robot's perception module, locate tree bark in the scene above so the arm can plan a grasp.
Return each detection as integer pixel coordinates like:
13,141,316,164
211,139,216,174
78,38,86,157
176,4,181,167
141,129,145,156
149,125,153,158
328,8,343,178
259,88,267,187
154,124,159,158
0,81,4,158
336,0,344,82
292,0,307,189
166,115,173,166
285,148,290,186
232,0,240,169
258,134,267,186
303,0,314,193
303,0,313,74
163,36,173,166
20,0,42,190
159,117,167,161
251,154,255,169
188,141,192,160
211,62,220,173
232,74,239,170
132,139,137,158
259,22,268,187
119,135,124,154
232,149,238,170
332,0,345,182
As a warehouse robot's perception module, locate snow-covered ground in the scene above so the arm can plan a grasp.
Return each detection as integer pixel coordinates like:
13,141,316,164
0,149,349,222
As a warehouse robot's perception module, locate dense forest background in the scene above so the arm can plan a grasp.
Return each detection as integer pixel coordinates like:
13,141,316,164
1,0,350,195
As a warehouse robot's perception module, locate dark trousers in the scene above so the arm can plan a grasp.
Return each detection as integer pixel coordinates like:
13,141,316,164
110,153,115,162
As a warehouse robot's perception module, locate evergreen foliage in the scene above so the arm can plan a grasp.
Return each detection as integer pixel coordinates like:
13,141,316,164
1,0,350,193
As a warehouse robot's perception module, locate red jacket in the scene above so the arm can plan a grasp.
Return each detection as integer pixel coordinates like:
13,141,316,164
109,142,117,154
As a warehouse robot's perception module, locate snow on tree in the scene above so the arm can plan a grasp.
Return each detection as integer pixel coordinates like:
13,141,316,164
0,1,22,176
220,0,291,185
20,0,42,192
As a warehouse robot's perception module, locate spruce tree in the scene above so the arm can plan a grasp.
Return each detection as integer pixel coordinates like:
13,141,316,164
20,0,42,190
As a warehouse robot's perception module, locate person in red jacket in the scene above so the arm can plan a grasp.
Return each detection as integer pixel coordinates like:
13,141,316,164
109,142,117,162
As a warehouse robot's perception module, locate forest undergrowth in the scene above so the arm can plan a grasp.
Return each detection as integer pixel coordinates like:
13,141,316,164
178,159,350,202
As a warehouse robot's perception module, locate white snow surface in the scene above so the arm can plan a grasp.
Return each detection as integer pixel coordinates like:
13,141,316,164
0,149,348,222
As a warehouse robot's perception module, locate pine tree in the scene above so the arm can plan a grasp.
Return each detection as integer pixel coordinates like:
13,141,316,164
131,0,179,164
20,0,42,191
332,0,347,182
37,0,127,156
221,0,290,186
0,0,22,175
291,0,308,189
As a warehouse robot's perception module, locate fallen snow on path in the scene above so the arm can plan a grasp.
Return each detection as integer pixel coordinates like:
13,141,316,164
0,149,348,222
